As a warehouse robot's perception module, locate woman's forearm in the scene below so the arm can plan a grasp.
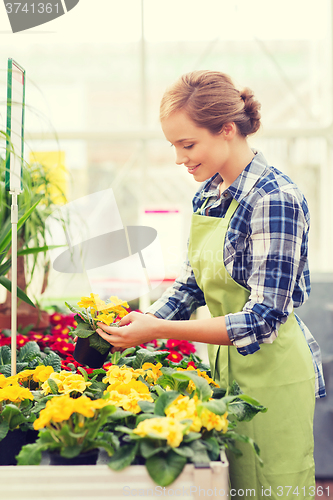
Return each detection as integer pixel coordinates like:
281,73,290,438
157,316,233,346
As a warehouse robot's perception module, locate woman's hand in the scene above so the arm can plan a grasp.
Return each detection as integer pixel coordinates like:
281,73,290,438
96,312,160,350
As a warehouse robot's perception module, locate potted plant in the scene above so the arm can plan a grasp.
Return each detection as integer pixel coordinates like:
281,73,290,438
65,294,129,368
16,393,117,465
102,365,266,486
0,149,67,331
14,351,266,491
0,373,35,464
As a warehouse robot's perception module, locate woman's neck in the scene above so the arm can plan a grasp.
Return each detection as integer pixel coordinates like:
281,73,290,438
219,139,255,190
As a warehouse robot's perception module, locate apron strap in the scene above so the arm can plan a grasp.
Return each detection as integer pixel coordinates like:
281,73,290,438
224,197,239,220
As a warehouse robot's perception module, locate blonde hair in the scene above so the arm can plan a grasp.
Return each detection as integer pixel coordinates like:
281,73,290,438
160,70,261,137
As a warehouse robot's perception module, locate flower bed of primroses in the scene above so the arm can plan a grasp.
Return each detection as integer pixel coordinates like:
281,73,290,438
0,298,266,486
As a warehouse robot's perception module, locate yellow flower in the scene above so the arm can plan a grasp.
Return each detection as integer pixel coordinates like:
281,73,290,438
33,395,112,430
133,417,185,448
103,365,135,386
41,371,91,395
0,384,34,403
104,390,129,408
15,369,36,382
121,391,154,414
77,295,96,309
200,409,228,433
33,394,76,429
104,296,129,317
115,380,150,395
33,366,55,383
97,313,115,326
0,374,9,388
141,362,163,384
165,395,202,432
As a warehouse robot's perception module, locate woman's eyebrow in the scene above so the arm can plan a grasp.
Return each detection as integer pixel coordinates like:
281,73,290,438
174,138,195,144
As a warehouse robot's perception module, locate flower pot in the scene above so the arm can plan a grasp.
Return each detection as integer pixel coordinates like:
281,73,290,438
73,337,110,368
49,449,99,466
0,429,26,465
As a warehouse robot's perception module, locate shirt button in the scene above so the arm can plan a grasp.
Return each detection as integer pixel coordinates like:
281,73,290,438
223,192,228,198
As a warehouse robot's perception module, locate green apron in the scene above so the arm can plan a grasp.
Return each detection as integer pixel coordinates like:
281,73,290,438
188,197,316,500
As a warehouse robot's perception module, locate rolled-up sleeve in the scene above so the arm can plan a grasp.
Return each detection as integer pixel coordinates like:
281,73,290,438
225,190,310,355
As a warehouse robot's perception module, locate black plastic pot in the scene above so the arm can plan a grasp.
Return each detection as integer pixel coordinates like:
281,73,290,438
73,337,111,368
0,429,27,465
49,448,99,465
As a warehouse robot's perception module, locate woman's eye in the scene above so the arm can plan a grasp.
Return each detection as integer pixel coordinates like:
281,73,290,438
184,144,194,149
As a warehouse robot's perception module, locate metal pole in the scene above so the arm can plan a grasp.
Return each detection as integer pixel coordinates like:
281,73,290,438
11,193,18,376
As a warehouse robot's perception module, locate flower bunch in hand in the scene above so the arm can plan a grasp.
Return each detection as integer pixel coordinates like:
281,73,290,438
65,294,129,355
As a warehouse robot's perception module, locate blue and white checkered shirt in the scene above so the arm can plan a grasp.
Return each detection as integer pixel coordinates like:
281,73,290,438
147,151,326,398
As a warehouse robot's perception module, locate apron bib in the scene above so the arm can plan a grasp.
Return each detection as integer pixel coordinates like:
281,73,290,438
188,198,316,500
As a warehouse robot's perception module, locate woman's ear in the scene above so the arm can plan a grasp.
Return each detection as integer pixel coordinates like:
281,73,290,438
220,122,237,140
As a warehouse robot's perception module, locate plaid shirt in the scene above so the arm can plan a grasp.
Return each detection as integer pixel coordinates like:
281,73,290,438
147,151,326,398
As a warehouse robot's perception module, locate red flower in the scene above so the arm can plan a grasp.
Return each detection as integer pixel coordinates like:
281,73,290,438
166,339,181,349
187,361,197,369
0,335,11,346
50,341,75,356
50,312,65,325
37,334,54,349
178,340,196,355
16,335,30,348
61,314,78,328
166,350,183,363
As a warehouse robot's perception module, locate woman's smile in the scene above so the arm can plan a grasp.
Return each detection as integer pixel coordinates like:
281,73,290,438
187,163,201,174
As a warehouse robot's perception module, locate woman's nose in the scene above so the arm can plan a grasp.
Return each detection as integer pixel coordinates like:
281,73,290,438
175,151,189,165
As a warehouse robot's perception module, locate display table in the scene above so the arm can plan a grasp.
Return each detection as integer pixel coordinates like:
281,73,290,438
0,454,229,500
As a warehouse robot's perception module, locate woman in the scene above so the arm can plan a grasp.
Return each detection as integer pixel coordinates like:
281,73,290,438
97,71,325,498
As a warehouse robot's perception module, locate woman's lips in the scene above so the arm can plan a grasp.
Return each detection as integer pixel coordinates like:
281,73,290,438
187,164,200,174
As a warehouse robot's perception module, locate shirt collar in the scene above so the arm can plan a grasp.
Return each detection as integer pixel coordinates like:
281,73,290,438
198,150,268,203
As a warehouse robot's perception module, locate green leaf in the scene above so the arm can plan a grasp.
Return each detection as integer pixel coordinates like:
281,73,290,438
92,438,114,456
0,345,11,365
77,367,89,382
202,436,220,461
138,401,155,414
172,371,212,401
1,404,27,429
16,442,48,465
60,445,83,459
197,398,227,416
108,443,138,471
108,409,133,421
227,396,267,422
0,421,9,441
146,450,187,487
43,352,62,372
17,244,64,256
132,349,167,370
0,199,41,255
182,432,201,443
211,387,227,399
88,331,111,355
140,439,169,459
188,439,211,464
172,445,194,458
154,391,179,416
73,323,94,339
17,341,41,363
47,378,59,395
0,276,35,308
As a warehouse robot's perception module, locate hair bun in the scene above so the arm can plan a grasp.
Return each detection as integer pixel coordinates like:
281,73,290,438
240,87,261,134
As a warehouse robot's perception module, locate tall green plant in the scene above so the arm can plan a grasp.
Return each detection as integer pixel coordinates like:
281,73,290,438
0,132,66,307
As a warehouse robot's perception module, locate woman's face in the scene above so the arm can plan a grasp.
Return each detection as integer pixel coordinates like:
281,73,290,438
161,110,230,182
